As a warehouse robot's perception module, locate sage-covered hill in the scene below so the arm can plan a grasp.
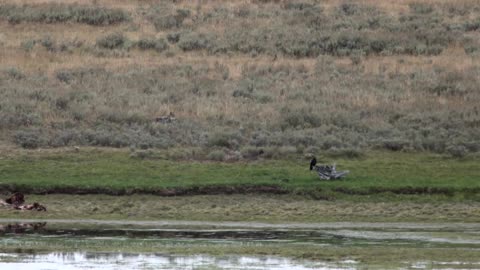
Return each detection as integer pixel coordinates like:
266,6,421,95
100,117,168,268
0,0,479,159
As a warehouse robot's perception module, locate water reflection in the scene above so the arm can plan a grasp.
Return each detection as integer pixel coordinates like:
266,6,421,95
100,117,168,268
1,221,479,248
0,252,356,270
1,221,480,249
0,223,47,234
0,221,479,269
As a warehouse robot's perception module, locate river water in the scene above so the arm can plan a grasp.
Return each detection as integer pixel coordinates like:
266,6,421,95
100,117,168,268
0,220,479,269
0,253,359,270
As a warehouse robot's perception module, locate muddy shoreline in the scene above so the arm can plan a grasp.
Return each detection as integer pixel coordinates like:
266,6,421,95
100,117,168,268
2,218,480,229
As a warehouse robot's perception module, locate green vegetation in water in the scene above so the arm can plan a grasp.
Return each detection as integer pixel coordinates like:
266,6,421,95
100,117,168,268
2,243,479,269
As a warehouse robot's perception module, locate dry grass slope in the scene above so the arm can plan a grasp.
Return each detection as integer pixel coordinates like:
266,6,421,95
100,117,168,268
0,0,479,157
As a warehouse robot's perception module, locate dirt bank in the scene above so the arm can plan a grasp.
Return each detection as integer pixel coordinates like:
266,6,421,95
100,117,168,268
1,184,478,198
0,184,289,196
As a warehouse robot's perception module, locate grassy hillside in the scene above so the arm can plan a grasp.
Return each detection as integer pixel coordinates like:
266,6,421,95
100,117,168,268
0,0,479,158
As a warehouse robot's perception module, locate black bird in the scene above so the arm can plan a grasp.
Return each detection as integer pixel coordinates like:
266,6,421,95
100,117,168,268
309,157,317,171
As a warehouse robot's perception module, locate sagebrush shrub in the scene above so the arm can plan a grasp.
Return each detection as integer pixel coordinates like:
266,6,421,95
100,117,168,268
178,32,214,51
96,33,127,49
14,129,45,149
136,38,169,52
0,4,129,25
207,149,226,161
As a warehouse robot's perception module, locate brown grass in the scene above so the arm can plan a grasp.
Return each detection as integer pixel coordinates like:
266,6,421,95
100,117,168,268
1,194,479,222
0,0,478,76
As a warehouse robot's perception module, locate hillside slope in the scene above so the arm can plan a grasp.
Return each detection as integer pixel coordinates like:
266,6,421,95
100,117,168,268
0,0,479,158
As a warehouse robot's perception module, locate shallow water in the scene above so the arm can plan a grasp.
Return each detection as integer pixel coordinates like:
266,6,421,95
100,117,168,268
1,220,479,269
1,220,479,247
0,253,357,270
